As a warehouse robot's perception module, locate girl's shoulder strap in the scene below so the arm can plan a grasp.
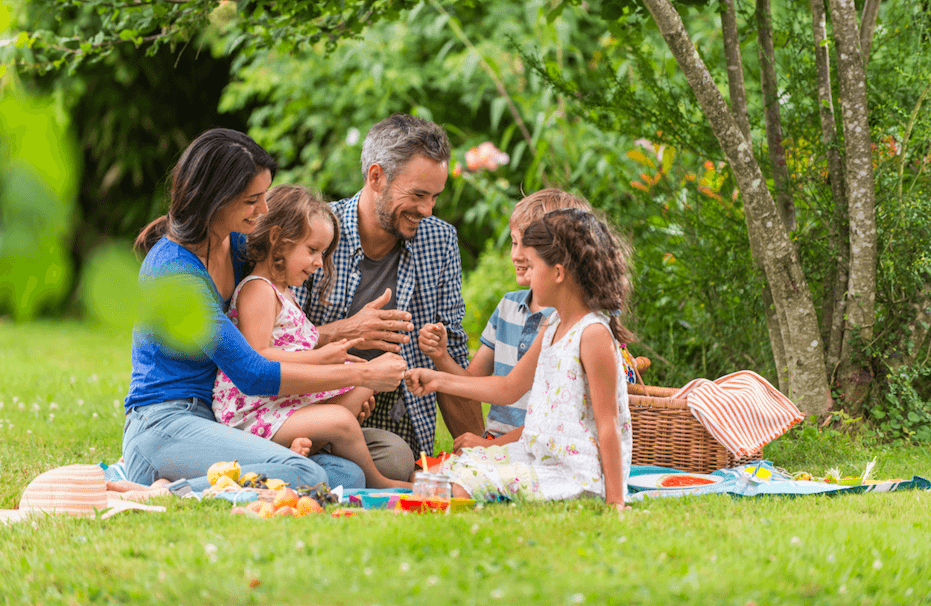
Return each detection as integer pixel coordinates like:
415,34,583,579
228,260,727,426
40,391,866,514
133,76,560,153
230,275,287,310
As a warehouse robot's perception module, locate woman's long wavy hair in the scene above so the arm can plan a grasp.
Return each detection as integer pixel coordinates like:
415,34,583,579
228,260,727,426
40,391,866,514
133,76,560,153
246,185,340,304
522,208,636,344
134,128,277,262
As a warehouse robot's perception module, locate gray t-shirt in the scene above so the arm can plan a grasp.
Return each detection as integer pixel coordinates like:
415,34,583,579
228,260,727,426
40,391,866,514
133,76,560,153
347,244,401,360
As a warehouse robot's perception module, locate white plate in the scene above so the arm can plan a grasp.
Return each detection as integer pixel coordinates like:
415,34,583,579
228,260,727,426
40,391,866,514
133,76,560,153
628,473,723,491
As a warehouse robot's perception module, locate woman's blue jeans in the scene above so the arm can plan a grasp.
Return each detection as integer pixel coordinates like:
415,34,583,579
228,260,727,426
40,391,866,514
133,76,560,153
122,398,365,492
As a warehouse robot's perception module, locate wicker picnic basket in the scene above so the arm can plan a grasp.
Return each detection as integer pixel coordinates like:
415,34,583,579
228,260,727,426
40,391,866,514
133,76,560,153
627,379,760,474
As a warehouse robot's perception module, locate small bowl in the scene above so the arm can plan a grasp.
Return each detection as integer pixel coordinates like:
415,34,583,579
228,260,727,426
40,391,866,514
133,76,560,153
360,494,392,510
397,495,450,513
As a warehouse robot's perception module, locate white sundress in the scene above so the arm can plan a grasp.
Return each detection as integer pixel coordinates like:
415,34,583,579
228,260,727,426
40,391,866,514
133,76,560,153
212,275,353,439
440,311,633,502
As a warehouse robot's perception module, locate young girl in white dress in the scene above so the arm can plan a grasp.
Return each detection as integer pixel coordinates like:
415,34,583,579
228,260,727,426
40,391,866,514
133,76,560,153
213,185,410,489
405,209,634,510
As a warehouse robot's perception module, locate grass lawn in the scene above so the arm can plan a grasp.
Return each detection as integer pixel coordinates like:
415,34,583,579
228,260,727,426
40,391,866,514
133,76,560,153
1,319,930,605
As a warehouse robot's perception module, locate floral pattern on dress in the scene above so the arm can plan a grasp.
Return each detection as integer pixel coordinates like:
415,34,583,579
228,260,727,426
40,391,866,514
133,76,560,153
212,275,354,439
441,311,633,502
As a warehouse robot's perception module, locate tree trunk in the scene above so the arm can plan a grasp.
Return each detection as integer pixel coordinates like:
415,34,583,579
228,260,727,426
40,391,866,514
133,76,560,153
810,0,849,379
859,0,882,66
756,0,796,232
830,0,878,412
763,284,791,391
720,0,788,391
642,0,832,415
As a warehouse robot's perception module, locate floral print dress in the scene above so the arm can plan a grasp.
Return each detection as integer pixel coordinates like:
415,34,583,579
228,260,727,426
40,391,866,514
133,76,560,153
212,276,354,439
440,311,633,502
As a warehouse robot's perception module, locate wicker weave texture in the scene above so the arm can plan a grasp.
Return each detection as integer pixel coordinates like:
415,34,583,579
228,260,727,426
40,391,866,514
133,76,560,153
629,394,758,474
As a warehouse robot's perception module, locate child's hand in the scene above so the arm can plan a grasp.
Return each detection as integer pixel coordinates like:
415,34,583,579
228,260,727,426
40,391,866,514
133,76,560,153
404,368,440,396
418,322,448,360
314,338,366,364
358,394,375,424
452,432,487,454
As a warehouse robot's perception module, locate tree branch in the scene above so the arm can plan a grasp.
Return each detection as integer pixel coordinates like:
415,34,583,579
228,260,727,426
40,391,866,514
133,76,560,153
859,0,881,66
756,0,795,231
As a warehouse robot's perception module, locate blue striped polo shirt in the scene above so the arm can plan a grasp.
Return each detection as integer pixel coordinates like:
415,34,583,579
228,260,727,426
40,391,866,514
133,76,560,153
479,289,554,437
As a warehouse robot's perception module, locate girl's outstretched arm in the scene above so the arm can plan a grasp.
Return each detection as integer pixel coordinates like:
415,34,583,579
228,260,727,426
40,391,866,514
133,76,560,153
580,323,625,510
406,329,544,405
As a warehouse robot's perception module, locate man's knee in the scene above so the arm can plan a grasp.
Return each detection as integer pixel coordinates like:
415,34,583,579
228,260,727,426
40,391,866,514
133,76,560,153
363,427,416,482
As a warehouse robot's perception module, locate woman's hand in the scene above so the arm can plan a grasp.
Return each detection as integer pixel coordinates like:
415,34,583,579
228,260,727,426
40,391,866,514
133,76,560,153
404,368,441,396
362,353,407,392
418,322,448,361
312,337,366,364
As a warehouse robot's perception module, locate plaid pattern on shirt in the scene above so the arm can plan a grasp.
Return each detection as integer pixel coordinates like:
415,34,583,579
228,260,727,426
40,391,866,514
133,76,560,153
292,192,469,455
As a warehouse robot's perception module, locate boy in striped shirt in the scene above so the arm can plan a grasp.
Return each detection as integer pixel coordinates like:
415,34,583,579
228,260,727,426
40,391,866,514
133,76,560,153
417,189,594,450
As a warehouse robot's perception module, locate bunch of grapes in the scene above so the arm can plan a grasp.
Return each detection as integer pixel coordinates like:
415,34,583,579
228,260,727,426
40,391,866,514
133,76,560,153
295,482,340,506
240,473,270,489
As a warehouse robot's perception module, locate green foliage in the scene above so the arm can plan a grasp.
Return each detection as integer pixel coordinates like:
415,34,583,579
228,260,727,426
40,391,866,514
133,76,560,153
2,0,424,74
871,366,931,444
218,0,634,268
0,91,78,319
609,139,773,387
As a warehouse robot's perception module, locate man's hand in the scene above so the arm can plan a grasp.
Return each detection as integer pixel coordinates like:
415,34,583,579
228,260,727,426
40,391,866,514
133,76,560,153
362,353,407,392
452,432,487,453
418,322,448,360
346,288,414,353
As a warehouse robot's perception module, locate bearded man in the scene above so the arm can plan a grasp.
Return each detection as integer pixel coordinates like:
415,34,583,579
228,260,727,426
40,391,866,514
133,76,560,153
292,114,484,483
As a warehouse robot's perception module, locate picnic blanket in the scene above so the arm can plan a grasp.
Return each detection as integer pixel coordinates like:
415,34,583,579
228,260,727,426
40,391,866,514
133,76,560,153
673,371,804,457
627,461,931,502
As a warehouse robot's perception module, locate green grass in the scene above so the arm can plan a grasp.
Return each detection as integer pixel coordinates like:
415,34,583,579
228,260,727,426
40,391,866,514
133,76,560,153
2,319,931,605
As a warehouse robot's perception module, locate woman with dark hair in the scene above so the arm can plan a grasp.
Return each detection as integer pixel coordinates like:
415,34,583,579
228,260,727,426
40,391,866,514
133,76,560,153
123,128,406,491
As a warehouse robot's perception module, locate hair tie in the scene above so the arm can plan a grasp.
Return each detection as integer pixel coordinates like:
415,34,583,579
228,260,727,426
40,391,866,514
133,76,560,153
606,309,622,317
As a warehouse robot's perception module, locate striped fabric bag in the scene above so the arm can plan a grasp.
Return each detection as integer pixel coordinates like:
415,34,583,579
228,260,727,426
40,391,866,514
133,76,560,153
672,371,804,457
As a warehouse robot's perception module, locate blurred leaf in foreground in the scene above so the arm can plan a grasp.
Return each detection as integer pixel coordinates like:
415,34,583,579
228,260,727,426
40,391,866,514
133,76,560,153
0,92,78,320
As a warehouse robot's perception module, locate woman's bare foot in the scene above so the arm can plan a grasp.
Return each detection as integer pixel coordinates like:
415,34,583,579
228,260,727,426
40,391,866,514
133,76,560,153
290,437,313,456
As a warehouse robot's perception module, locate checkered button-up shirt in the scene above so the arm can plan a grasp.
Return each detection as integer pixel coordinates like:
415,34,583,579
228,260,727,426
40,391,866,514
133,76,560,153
292,192,469,454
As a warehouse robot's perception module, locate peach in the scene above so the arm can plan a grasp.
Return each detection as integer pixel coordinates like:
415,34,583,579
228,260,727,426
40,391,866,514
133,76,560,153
296,496,324,515
258,502,276,519
273,487,299,509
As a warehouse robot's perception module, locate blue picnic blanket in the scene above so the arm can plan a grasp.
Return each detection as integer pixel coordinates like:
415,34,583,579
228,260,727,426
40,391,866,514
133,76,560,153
627,460,930,501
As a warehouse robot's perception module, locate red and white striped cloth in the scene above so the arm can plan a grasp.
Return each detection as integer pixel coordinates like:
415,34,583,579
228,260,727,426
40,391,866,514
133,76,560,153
672,371,804,458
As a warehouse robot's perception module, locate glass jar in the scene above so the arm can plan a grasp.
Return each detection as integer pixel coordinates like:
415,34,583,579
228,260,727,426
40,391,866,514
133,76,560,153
412,471,452,500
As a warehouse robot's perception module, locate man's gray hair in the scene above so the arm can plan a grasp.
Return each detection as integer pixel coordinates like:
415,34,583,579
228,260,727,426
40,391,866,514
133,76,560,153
360,114,451,184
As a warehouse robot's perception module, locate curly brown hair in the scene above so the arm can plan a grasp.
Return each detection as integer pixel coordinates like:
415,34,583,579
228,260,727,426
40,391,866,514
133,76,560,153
246,185,340,304
522,208,635,344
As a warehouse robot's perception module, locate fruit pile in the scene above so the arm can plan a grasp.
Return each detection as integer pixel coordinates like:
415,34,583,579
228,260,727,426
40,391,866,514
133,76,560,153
205,460,340,518
232,486,327,519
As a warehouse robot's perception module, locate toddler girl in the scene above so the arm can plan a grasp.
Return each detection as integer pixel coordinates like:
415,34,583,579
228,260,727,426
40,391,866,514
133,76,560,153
213,185,410,489
405,209,634,509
